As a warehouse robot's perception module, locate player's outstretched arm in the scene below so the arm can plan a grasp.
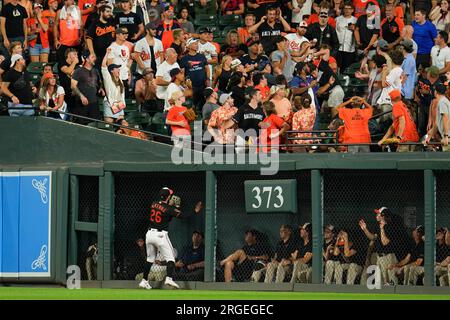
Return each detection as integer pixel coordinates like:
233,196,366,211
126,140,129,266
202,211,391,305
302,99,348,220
176,201,204,219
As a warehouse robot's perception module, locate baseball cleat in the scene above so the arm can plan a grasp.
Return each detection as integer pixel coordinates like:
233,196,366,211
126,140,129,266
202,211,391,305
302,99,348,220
164,277,180,289
138,279,152,289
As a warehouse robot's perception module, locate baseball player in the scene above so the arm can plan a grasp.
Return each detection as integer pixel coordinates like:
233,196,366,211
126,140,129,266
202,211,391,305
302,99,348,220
139,187,203,289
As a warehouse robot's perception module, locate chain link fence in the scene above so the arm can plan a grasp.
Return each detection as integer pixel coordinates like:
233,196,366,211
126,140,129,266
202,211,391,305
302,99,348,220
113,172,206,281
323,170,424,286
76,176,99,280
436,172,450,287
215,171,312,283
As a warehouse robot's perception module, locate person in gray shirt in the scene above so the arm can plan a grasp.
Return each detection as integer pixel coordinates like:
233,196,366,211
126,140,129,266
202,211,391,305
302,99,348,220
202,87,219,126
426,83,450,150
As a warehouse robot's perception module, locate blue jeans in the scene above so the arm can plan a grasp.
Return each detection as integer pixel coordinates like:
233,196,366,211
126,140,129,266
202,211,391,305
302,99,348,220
8,102,35,117
29,44,50,56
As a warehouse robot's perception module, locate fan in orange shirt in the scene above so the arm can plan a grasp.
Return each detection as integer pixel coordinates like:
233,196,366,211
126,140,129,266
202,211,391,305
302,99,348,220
336,96,373,152
377,89,419,152
258,100,290,153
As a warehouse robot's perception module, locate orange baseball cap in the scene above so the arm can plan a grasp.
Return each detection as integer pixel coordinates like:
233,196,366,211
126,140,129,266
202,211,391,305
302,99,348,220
42,72,55,81
389,89,401,101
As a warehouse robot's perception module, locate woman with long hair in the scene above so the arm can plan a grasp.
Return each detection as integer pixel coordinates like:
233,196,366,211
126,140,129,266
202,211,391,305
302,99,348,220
330,0,344,18
220,30,246,60
212,55,233,93
291,93,317,152
39,72,68,120
430,0,450,31
102,48,126,123
226,71,246,108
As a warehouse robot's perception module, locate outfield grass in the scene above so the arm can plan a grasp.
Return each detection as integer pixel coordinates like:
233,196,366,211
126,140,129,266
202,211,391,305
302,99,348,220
0,287,450,300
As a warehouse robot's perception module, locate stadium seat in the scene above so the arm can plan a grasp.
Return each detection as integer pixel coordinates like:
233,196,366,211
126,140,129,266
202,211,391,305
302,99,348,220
194,13,217,27
87,121,115,132
125,111,152,126
221,26,238,37
219,14,243,27
125,99,139,112
150,112,169,136
27,62,46,74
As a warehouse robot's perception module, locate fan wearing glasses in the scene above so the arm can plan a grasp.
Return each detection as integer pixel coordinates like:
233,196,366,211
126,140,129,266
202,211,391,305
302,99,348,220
430,31,450,82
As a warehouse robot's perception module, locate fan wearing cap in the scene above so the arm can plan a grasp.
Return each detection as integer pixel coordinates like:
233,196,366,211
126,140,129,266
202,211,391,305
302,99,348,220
106,27,131,92
359,207,410,285
155,4,182,50
387,225,425,285
101,47,126,123
133,21,164,76
247,6,292,56
285,21,310,59
378,89,419,151
425,82,450,149
180,37,210,112
258,100,290,153
435,227,450,286
202,87,219,126
165,67,192,113
139,187,203,289
264,225,297,283
290,223,313,283
39,72,68,120
114,0,144,42
197,27,218,81
399,38,417,101
85,4,115,67
135,68,158,110
41,0,59,46
240,38,270,73
208,92,238,146
1,54,37,117
27,3,50,63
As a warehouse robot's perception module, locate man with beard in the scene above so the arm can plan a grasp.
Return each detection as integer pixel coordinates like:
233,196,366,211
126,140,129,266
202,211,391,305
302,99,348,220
86,5,115,69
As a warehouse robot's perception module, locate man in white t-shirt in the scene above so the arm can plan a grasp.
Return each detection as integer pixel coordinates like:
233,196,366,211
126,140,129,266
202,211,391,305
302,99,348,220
133,22,164,77
335,3,357,73
431,31,450,78
155,48,179,100
377,50,404,122
285,21,310,60
164,68,185,112
197,27,218,82
107,27,131,85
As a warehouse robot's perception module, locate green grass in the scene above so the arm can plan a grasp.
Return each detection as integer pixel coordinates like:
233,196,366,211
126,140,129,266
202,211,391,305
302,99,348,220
0,287,449,300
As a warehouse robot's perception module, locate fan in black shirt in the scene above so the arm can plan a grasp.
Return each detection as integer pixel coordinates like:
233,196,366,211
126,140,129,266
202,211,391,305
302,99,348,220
219,229,270,282
264,225,297,283
115,0,144,42
291,223,313,283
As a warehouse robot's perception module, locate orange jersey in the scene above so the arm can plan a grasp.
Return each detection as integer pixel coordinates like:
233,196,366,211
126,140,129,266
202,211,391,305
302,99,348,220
392,101,419,142
167,105,191,136
339,107,372,144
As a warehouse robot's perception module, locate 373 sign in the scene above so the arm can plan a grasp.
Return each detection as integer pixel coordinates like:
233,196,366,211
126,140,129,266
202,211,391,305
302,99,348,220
244,180,297,213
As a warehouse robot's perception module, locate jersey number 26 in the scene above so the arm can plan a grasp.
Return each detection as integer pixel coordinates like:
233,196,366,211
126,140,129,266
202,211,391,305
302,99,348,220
150,209,162,223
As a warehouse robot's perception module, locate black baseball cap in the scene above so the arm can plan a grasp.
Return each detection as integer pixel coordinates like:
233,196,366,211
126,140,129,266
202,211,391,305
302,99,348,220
159,187,174,199
245,86,258,99
116,27,128,34
193,230,204,238
204,87,215,99
107,63,121,73
169,68,181,80
145,21,159,30
198,26,211,34
435,83,447,94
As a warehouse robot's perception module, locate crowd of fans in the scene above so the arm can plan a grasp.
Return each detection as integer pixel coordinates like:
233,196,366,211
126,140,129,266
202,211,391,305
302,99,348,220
1,0,450,152
216,208,450,286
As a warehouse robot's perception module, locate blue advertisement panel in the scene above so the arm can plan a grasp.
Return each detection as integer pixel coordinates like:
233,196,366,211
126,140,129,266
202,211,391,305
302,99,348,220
0,171,52,278
19,172,51,277
1,173,20,276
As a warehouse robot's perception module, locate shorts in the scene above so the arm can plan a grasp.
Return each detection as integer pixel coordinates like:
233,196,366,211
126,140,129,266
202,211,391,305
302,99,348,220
29,44,50,56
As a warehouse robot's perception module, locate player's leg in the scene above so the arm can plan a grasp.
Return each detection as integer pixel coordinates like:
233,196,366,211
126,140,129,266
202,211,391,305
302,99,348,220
264,261,278,283
159,232,179,288
347,263,362,285
223,260,235,282
335,262,347,285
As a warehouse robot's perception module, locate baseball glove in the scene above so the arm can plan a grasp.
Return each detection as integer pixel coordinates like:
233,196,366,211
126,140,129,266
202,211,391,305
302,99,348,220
183,108,197,122
170,195,182,208
382,137,401,145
